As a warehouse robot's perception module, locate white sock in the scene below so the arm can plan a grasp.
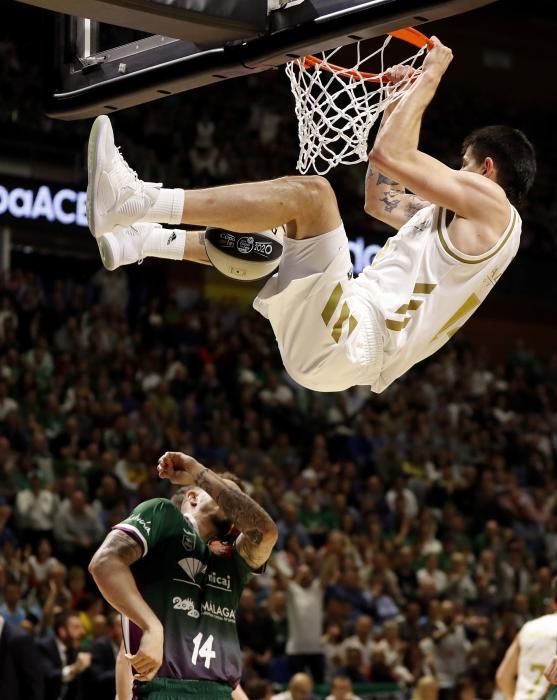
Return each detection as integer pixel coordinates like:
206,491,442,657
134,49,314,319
143,227,186,260
141,188,184,226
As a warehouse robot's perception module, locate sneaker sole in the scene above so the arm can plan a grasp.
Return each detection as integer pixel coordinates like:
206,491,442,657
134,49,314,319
87,115,111,239
97,235,117,271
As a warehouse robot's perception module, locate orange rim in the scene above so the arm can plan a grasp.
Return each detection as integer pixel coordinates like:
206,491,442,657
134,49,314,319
298,27,432,82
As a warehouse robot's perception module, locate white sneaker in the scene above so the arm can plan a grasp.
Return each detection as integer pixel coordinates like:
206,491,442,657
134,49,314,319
87,115,162,238
97,223,159,271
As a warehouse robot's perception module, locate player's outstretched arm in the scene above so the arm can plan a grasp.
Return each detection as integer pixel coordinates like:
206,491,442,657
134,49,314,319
89,531,164,682
158,452,278,569
365,74,430,230
369,37,508,226
495,635,519,700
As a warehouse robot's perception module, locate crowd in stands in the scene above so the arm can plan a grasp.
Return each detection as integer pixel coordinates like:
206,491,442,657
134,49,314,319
0,264,556,700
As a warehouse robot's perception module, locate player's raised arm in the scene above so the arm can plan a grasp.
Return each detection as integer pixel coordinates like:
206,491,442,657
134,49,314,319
89,530,164,682
365,68,430,230
158,452,278,569
369,37,508,227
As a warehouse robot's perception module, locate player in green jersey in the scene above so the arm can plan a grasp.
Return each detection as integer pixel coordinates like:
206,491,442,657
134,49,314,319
89,452,278,700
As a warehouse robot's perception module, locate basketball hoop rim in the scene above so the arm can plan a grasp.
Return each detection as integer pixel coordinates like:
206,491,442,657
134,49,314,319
298,27,433,82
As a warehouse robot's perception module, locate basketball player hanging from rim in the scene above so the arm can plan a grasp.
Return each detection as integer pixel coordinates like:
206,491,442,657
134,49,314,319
86,36,536,394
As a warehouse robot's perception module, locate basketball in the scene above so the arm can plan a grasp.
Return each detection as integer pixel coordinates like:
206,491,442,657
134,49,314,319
204,226,285,281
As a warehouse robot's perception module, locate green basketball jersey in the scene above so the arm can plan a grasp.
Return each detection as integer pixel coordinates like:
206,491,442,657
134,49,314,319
115,498,253,688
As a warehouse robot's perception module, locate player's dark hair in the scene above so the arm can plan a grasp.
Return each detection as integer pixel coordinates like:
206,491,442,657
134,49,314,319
54,610,80,634
462,125,536,207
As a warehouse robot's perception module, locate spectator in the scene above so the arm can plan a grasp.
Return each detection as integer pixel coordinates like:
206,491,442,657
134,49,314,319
417,554,448,596
37,611,92,700
325,676,363,700
276,503,311,550
53,490,104,566
322,623,345,683
446,553,477,604
237,588,274,679
0,613,45,700
341,615,375,669
15,471,59,546
272,672,315,700
0,580,27,626
337,646,368,683
374,620,414,684
278,560,336,684
87,612,122,699
420,601,470,700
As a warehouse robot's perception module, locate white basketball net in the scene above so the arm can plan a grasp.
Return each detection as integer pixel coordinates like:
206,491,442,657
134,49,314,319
285,33,429,174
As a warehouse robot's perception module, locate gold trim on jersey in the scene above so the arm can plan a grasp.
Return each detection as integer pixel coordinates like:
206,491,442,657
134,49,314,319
322,283,343,325
332,302,350,342
413,283,437,294
386,317,411,331
437,206,518,264
430,292,481,342
321,283,359,344
387,285,434,332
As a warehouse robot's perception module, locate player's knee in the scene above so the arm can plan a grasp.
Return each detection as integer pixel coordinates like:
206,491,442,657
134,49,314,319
302,175,336,211
280,175,335,213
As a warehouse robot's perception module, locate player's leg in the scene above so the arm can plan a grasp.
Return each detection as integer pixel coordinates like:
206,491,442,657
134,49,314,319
97,224,212,271
177,176,341,240
88,115,341,251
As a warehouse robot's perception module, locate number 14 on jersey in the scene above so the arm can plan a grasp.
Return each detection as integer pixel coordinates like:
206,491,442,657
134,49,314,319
192,633,216,669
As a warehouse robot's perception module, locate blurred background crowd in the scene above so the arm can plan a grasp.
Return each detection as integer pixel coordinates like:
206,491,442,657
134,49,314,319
1,265,556,700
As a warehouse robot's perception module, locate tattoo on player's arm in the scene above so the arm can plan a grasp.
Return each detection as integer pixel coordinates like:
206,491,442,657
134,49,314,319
405,196,428,218
195,469,277,567
380,191,401,213
98,530,143,566
377,173,400,187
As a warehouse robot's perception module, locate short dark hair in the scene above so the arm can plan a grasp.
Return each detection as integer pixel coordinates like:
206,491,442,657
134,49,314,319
54,610,80,634
462,125,536,207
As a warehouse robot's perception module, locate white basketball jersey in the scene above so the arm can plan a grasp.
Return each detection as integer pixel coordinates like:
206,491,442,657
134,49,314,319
515,614,557,700
354,203,521,392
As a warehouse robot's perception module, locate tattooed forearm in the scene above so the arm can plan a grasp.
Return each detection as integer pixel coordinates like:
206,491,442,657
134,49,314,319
195,467,277,567
377,173,400,187
195,468,273,544
380,191,401,213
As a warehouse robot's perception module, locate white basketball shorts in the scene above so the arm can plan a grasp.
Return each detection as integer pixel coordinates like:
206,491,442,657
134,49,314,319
253,224,384,392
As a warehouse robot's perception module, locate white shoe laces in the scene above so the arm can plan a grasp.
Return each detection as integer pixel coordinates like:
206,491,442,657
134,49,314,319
112,146,162,191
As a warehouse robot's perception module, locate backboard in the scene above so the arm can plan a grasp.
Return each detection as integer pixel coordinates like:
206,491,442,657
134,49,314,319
17,0,498,120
